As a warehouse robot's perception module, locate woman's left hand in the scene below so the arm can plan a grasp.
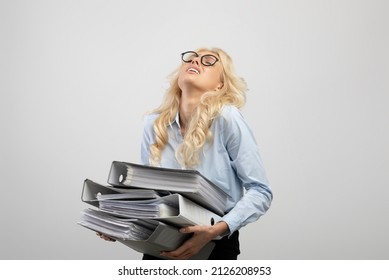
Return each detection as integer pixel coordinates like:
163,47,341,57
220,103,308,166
160,222,228,260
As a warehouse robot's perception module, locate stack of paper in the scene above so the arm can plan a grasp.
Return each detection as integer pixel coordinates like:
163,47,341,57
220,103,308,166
79,208,156,240
98,197,178,219
79,161,226,259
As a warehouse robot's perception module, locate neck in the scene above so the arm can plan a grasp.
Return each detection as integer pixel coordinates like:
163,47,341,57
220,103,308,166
179,89,202,130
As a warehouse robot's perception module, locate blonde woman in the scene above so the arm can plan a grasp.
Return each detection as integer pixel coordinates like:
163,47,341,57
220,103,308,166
140,48,273,260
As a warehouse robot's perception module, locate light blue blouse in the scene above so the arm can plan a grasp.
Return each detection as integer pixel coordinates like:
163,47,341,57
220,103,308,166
140,105,272,234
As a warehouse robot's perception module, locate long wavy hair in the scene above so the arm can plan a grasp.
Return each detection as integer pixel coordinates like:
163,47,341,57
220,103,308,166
149,47,247,168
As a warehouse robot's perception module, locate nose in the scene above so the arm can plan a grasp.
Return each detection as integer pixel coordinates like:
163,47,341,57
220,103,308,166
191,56,200,65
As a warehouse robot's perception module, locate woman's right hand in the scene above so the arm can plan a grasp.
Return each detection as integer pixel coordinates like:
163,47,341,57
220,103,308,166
96,232,116,242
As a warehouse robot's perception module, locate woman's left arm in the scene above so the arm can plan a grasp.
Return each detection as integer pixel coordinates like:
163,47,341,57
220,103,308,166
220,106,273,234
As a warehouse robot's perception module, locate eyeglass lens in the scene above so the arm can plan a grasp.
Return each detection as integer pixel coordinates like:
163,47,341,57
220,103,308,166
181,51,218,66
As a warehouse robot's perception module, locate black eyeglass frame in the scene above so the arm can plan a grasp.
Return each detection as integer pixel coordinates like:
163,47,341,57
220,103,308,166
181,51,219,66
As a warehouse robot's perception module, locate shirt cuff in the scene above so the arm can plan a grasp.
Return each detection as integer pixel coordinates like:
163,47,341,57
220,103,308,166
219,216,239,238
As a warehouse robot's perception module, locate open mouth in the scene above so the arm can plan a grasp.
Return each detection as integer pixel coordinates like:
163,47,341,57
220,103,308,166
187,67,200,74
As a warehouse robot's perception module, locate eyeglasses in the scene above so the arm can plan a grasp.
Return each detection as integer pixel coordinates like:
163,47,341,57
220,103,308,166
181,51,219,66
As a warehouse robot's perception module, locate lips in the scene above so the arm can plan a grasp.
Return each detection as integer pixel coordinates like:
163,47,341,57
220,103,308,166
187,67,200,74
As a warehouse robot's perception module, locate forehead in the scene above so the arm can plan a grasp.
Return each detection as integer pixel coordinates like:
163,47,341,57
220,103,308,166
197,50,218,57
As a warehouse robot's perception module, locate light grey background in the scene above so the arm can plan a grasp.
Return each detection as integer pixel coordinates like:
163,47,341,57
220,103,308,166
1,0,388,259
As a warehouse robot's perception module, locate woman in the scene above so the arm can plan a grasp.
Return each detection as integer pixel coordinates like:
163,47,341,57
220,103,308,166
140,48,273,259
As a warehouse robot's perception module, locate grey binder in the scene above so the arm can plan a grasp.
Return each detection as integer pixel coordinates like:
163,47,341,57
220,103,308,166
79,214,215,260
81,179,121,207
82,179,163,205
79,180,216,259
107,161,227,215
118,222,215,260
155,193,222,227
82,179,222,228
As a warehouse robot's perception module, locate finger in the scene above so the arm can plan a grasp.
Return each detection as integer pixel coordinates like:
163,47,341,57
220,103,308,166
96,232,116,242
179,251,194,260
161,249,192,260
180,225,202,234
103,236,116,242
161,241,199,259
161,243,191,259
160,249,183,259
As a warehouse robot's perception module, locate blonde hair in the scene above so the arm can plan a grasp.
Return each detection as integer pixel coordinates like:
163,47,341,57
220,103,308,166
149,47,247,168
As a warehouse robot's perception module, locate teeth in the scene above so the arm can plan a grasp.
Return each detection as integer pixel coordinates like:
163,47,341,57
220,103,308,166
188,68,199,74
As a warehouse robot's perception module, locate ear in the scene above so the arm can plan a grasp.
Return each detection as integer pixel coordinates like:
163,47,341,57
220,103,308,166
215,83,223,90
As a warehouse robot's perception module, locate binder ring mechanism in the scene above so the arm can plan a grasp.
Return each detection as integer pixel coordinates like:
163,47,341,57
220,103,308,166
118,174,124,183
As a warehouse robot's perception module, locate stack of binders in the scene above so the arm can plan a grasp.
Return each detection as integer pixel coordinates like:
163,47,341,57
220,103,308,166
78,161,228,259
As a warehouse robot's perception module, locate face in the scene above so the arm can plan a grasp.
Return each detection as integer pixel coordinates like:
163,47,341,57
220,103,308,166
178,51,223,93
